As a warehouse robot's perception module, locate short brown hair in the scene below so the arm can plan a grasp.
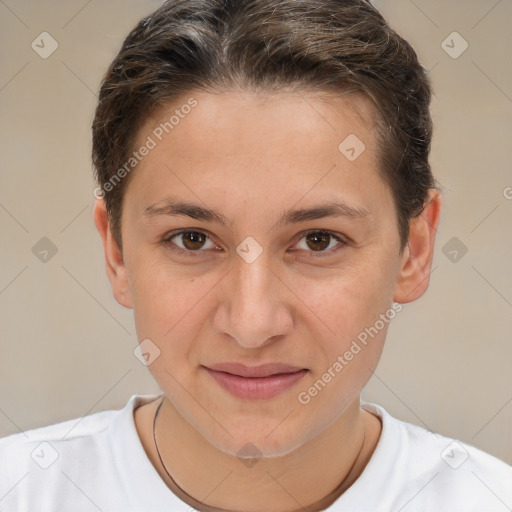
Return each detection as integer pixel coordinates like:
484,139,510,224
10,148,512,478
92,0,437,252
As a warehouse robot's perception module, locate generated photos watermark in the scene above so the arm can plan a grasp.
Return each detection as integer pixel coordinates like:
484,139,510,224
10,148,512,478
297,302,403,405
93,97,198,199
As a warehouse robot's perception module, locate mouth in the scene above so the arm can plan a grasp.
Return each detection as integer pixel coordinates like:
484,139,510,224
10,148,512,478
202,363,309,400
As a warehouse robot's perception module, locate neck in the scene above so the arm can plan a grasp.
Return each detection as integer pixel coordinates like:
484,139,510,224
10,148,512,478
139,396,381,512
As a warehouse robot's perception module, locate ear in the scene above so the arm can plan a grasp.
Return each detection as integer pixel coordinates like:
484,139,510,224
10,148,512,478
393,189,442,304
93,199,133,309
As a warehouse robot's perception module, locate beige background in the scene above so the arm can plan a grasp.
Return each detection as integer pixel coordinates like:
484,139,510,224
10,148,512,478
1,0,511,466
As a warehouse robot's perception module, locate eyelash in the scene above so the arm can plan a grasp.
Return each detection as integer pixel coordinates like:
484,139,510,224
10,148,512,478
162,229,348,259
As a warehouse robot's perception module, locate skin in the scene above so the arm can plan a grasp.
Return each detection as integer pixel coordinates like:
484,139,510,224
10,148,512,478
94,89,441,512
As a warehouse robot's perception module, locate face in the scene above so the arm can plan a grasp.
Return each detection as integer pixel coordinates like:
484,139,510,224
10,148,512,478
106,90,416,457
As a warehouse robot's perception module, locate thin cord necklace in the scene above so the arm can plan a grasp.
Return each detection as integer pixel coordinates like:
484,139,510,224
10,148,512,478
152,398,184,492
152,397,206,507
152,397,367,511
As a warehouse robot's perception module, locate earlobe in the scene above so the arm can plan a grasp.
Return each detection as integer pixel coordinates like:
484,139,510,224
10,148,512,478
93,199,133,309
393,189,442,304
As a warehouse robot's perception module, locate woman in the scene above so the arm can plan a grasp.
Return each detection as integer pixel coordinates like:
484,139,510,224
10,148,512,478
1,1,510,510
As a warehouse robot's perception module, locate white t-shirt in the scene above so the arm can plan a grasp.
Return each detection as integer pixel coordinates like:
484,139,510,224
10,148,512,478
0,393,510,512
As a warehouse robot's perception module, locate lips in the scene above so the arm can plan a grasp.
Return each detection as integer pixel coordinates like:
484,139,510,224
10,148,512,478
202,362,309,399
206,362,306,378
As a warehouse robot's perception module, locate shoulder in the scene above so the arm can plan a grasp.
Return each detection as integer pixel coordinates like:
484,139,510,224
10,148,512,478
0,403,118,459
0,394,161,511
0,408,112,472
358,403,512,511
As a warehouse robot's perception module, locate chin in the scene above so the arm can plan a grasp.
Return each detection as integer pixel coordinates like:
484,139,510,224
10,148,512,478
198,414,319,460
214,433,307,460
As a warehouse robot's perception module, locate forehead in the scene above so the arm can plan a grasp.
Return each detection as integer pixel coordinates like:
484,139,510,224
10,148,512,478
140,88,378,148
132,89,380,172
125,89,391,223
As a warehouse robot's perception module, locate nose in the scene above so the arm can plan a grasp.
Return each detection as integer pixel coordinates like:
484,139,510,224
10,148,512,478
212,251,294,349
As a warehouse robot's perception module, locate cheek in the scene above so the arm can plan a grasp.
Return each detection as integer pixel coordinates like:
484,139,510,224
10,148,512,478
128,252,217,342
130,267,219,392
299,257,398,341
294,263,397,416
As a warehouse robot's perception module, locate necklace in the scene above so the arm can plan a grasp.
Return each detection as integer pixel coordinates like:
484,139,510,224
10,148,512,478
153,397,204,506
152,397,368,511
152,398,183,490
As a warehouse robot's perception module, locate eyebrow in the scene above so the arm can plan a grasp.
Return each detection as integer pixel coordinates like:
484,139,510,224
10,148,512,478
143,199,371,228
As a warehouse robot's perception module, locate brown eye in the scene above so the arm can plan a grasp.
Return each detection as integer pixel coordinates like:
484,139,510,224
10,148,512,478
305,232,331,251
181,231,207,250
295,230,346,255
167,230,216,252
